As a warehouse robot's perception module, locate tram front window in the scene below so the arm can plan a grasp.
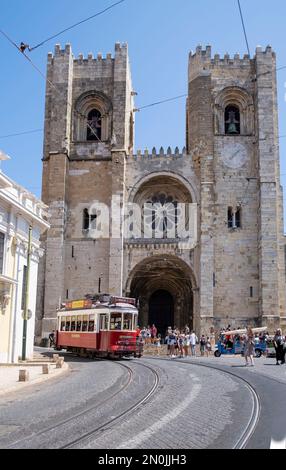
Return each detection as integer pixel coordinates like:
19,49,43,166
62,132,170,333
110,313,123,330
123,313,133,331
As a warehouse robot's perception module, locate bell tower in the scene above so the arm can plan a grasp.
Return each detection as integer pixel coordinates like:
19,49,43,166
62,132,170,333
187,45,286,332
36,43,134,340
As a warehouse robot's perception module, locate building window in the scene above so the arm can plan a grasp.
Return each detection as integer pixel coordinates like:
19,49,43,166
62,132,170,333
236,208,241,228
83,209,97,231
228,207,242,229
83,209,90,230
0,233,5,274
250,287,253,298
228,208,234,229
87,109,102,141
21,266,28,310
225,105,241,135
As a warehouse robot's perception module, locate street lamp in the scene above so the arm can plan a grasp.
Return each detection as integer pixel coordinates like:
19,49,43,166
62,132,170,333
22,225,32,361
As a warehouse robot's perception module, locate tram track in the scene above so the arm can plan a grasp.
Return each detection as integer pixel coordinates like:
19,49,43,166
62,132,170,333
61,361,160,449
6,360,160,449
143,357,261,450
6,360,133,449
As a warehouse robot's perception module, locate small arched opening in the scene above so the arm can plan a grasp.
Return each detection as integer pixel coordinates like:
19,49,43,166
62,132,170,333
87,109,102,141
225,105,241,135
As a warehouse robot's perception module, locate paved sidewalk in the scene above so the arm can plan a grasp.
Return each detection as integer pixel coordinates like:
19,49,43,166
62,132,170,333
0,361,69,397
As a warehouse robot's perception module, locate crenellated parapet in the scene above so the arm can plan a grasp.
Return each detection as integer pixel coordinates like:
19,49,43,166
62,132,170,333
132,147,187,161
188,44,275,82
47,42,128,64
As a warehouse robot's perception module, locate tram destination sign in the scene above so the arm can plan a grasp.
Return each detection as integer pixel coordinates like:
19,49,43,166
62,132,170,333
65,299,93,310
111,297,136,306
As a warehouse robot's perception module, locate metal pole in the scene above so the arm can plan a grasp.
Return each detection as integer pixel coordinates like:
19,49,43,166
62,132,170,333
98,276,101,294
22,225,32,361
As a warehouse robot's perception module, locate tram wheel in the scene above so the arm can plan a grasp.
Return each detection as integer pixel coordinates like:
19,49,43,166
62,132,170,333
214,350,221,358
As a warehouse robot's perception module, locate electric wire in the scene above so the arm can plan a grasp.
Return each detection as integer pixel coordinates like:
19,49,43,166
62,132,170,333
237,0,251,56
21,0,126,52
0,29,103,143
134,94,187,112
0,129,43,139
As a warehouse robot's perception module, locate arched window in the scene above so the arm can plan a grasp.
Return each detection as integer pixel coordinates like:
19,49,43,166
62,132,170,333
145,194,179,239
225,105,241,135
87,109,102,141
83,209,90,230
83,208,98,231
227,206,242,229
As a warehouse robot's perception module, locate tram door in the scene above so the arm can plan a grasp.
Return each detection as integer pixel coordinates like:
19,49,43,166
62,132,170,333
149,290,174,337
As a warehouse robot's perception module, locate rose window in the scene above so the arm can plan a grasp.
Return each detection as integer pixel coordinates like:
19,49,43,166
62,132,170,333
144,194,181,239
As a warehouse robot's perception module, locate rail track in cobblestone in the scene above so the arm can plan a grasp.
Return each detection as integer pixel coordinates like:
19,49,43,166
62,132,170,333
6,360,133,449
6,360,160,449
146,357,261,450
61,361,160,449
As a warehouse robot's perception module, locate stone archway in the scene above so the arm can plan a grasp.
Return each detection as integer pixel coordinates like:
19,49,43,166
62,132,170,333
126,256,197,334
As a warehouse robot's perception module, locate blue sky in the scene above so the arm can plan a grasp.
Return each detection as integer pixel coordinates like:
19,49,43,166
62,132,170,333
0,0,286,228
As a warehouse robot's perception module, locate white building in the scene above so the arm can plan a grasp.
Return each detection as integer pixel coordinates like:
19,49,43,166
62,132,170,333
0,152,50,363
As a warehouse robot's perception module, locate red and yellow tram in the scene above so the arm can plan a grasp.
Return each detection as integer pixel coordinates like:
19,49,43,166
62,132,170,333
56,296,141,359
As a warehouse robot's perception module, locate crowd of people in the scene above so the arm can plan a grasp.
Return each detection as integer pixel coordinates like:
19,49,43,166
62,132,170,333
219,326,286,366
139,324,213,358
139,324,286,365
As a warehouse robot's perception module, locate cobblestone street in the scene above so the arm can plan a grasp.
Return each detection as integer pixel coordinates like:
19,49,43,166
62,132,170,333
1,350,285,449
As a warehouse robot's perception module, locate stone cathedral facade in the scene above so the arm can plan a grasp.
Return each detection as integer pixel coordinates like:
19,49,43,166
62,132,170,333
36,42,286,340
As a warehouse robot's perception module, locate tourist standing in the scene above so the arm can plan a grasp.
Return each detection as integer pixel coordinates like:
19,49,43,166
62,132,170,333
184,334,190,357
206,337,212,357
155,334,161,356
190,331,197,356
200,335,207,357
273,329,285,365
168,330,177,358
244,328,255,367
178,334,184,358
151,324,157,343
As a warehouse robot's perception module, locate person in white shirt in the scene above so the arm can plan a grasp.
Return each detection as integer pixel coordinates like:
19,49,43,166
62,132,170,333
189,331,198,357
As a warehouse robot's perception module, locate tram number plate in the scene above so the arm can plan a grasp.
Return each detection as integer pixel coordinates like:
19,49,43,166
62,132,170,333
71,334,81,339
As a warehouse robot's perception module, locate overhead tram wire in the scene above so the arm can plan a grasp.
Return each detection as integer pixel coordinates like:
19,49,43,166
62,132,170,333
0,29,104,144
18,0,126,53
237,0,251,56
0,129,43,139
134,94,188,113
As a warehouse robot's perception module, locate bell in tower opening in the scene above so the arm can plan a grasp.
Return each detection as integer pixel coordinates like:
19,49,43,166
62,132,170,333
225,105,240,135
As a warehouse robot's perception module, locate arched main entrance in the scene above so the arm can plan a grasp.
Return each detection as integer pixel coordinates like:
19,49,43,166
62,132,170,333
149,290,174,335
126,256,197,332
